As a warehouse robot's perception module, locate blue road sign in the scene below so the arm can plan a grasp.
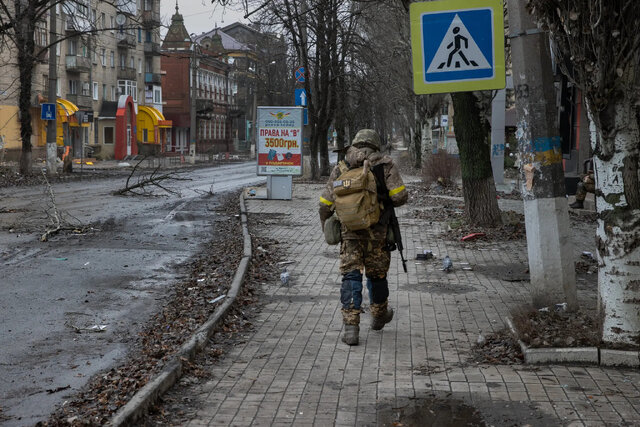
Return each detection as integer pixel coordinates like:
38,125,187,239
303,108,308,126
41,103,56,120
295,88,307,106
410,0,505,94
294,66,306,83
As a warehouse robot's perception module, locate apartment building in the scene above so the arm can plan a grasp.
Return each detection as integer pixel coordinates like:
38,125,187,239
0,0,169,161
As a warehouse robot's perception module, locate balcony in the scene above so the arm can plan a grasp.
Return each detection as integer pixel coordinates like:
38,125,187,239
115,0,137,15
145,72,161,84
65,17,89,33
65,55,91,73
66,93,92,108
143,41,161,56
141,10,161,28
117,66,137,81
196,99,215,117
117,33,136,48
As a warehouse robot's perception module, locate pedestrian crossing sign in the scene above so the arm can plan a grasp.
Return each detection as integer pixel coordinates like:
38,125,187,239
410,0,505,94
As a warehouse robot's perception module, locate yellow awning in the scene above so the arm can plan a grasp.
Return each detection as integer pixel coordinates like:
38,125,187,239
138,106,172,128
56,98,78,123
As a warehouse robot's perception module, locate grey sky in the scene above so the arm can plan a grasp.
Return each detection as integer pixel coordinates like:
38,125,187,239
160,1,248,38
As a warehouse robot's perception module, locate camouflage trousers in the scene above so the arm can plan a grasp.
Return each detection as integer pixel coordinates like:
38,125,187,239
575,173,595,201
339,238,390,278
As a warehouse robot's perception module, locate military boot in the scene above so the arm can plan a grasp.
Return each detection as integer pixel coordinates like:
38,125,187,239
370,300,394,331
569,199,584,209
341,308,360,345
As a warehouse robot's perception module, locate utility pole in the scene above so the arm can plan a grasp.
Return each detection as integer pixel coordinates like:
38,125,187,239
189,40,197,164
506,0,578,310
46,0,58,176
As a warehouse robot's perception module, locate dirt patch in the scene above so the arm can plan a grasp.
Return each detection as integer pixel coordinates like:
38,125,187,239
403,281,477,295
43,190,248,425
511,307,600,348
408,183,463,205
472,328,524,365
441,211,526,243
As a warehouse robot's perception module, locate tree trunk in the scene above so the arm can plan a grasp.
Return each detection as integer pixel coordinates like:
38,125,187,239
412,101,422,168
16,2,37,175
451,92,502,226
593,94,640,346
421,116,434,167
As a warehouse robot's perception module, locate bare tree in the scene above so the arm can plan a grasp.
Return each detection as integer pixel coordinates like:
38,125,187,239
529,0,640,346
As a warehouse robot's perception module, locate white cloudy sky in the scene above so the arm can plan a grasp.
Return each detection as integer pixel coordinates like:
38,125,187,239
160,1,248,37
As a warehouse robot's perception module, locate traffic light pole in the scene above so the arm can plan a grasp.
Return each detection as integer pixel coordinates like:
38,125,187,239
507,0,578,310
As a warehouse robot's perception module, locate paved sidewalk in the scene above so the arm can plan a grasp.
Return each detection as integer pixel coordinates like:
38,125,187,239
187,182,640,426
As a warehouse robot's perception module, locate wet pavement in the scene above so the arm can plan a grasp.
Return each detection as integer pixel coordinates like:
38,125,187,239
0,162,264,426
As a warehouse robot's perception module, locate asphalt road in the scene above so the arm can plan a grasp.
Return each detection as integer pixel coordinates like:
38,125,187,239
0,161,265,426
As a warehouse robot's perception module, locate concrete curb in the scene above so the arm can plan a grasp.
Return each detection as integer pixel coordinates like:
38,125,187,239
505,317,640,367
110,193,252,426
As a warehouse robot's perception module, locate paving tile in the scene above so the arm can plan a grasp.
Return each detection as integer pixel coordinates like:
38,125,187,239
180,182,640,426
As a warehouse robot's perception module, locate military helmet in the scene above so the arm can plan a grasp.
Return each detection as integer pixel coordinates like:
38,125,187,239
352,129,381,151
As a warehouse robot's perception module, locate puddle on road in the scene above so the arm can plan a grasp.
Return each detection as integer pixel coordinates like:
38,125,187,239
474,263,530,282
377,397,486,426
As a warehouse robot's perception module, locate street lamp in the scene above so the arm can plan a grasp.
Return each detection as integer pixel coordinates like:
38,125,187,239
189,34,199,164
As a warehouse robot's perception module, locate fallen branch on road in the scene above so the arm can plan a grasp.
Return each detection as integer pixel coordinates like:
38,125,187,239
113,158,192,196
40,171,95,242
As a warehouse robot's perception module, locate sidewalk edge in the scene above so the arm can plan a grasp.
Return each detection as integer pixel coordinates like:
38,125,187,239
110,192,252,426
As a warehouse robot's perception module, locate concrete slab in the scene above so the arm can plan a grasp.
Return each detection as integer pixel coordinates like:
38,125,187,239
600,349,640,368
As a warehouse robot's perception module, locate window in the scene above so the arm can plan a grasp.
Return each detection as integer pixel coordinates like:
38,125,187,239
103,126,114,144
145,30,152,42
92,50,97,64
145,59,152,73
130,56,134,68
101,12,105,29
143,128,148,142
119,54,126,68
144,0,152,11
138,28,142,43
68,80,78,94
138,58,142,74
102,84,107,99
56,78,61,96
153,87,161,104
101,48,106,66
110,51,115,67
82,82,90,96
117,80,137,102
56,43,61,57
68,39,77,55
111,85,116,101
92,82,98,100
110,16,114,32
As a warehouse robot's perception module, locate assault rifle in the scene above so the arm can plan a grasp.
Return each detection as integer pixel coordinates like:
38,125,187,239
372,165,407,273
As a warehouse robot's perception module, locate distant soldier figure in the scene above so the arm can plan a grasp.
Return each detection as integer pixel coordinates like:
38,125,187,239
318,129,408,346
570,159,595,209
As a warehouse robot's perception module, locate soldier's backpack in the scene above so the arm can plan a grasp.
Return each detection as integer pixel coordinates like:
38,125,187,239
332,160,381,231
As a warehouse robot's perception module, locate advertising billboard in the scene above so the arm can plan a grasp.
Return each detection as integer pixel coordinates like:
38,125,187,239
257,106,303,176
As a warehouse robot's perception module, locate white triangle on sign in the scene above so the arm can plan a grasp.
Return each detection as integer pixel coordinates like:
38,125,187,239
426,14,491,73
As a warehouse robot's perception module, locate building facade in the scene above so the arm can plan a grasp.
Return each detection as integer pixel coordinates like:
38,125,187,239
0,0,169,162
161,6,237,156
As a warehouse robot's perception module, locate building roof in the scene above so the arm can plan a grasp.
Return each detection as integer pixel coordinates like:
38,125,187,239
194,28,249,52
162,2,192,50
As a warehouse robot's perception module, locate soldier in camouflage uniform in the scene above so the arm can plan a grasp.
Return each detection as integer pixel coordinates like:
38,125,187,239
319,129,408,345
